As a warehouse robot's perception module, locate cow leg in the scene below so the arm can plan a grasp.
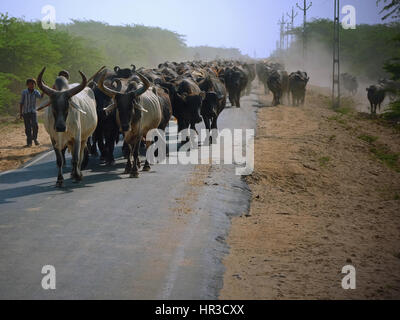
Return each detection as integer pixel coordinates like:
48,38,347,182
210,117,219,145
104,127,117,166
143,140,152,172
202,116,211,145
130,141,140,178
124,143,133,174
190,121,198,135
229,93,235,107
61,147,67,167
78,140,88,172
98,134,106,162
71,140,82,182
52,139,64,188
236,93,241,108
80,144,89,170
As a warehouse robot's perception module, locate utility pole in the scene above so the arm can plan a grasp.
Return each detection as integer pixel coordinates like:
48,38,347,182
286,7,298,47
332,0,341,108
296,0,313,66
278,14,288,53
286,23,290,50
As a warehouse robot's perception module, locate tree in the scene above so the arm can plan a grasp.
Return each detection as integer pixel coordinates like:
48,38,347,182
378,0,400,20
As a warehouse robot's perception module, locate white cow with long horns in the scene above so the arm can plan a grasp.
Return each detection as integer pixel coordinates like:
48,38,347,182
37,67,98,187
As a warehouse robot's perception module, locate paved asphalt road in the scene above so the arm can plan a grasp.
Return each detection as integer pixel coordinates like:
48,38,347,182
0,93,258,300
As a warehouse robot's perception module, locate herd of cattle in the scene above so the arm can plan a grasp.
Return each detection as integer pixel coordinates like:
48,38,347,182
36,59,311,187
36,58,399,187
256,61,310,107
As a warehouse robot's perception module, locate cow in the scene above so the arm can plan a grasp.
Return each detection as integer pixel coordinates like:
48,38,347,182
37,68,98,187
366,85,386,115
158,78,205,134
198,76,227,144
289,71,310,106
341,73,358,95
267,70,283,106
224,66,249,108
92,86,120,166
280,70,290,104
379,78,400,101
256,62,271,94
154,86,173,131
243,63,256,95
98,72,162,178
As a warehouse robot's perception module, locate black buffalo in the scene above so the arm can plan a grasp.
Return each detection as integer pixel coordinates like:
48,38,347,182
289,71,310,106
341,73,358,95
366,85,386,115
224,66,249,108
198,76,227,143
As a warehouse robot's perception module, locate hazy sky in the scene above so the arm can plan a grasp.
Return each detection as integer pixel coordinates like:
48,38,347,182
1,0,389,57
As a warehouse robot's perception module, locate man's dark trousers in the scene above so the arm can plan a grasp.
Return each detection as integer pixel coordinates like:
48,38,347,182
23,112,38,145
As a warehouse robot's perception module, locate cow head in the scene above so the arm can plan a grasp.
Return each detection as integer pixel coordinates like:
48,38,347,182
202,92,219,118
176,92,205,124
37,67,87,133
98,72,150,133
366,85,377,94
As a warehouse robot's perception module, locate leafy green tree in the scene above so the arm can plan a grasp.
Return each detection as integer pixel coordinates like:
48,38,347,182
378,0,400,20
0,14,247,115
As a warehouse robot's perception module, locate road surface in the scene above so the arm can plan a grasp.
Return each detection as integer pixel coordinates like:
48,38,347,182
0,93,257,300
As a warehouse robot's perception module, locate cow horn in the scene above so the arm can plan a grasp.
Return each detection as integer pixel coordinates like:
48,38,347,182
98,73,120,98
103,102,117,113
66,71,87,98
134,103,148,113
70,100,87,115
37,67,57,97
131,73,150,97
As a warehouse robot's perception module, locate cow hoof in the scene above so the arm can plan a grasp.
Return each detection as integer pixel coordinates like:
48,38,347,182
56,180,64,188
143,165,151,172
71,172,83,182
106,160,115,167
130,172,139,179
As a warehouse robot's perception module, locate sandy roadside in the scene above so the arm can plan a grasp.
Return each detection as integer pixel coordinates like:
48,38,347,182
0,119,52,172
220,85,400,300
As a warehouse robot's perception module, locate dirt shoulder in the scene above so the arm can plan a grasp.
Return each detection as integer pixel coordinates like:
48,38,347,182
220,86,400,300
0,118,51,172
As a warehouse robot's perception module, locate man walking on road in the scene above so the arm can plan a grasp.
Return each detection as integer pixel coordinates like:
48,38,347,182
19,78,43,147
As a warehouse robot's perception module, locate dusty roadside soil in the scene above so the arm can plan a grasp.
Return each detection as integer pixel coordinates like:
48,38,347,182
0,118,51,172
221,86,400,299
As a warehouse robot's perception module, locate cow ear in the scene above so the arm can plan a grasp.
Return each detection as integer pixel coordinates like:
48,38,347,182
114,66,120,73
200,91,206,99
